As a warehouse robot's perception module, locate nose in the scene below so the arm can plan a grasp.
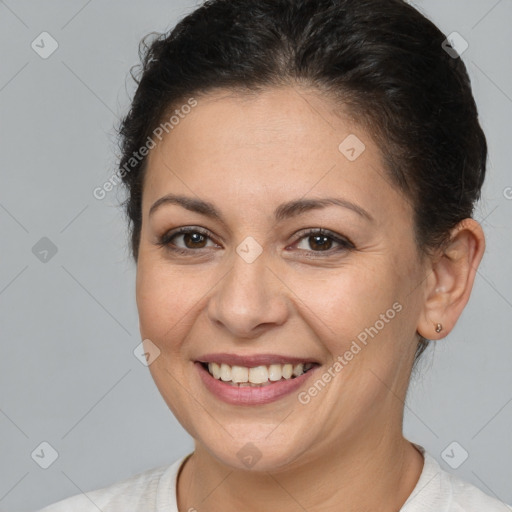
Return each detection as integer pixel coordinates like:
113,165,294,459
207,248,289,339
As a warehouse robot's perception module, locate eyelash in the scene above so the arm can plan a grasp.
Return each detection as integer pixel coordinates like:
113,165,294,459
156,226,355,258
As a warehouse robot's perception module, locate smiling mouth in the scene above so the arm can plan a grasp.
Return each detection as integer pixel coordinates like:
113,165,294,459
200,361,319,387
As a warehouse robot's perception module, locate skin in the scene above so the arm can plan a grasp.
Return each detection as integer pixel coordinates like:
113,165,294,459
135,85,485,512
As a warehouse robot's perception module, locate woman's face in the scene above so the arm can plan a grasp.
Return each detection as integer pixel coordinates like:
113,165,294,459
136,86,429,470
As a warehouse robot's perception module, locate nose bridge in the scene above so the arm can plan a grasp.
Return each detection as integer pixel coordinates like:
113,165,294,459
207,241,288,336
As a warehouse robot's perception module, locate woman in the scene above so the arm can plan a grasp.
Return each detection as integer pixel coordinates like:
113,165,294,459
38,0,511,510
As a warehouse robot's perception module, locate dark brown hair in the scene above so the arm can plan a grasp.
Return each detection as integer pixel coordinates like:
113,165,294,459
116,0,487,364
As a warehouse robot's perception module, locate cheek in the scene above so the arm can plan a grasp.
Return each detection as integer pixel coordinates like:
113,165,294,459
136,257,223,350
294,262,397,333
136,260,190,342
293,259,412,376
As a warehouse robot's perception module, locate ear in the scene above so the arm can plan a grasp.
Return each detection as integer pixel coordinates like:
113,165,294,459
417,218,485,340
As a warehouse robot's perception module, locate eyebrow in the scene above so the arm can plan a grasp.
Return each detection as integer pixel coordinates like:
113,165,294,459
149,193,373,223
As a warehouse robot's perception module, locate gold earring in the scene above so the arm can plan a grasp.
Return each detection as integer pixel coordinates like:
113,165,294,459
435,323,443,333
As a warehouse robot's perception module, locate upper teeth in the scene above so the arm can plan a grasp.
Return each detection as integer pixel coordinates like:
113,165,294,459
207,362,314,384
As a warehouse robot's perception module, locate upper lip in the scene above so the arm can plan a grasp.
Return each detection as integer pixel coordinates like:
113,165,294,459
196,353,320,367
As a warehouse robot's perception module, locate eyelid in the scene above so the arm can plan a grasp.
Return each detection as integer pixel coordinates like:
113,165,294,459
157,226,218,248
291,227,354,248
156,226,355,255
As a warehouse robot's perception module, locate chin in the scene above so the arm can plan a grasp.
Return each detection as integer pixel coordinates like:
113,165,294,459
208,442,304,472
193,423,314,473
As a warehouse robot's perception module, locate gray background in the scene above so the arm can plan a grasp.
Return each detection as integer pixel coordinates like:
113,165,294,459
0,1,511,510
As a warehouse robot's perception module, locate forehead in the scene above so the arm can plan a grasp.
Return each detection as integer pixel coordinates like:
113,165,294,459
142,86,408,221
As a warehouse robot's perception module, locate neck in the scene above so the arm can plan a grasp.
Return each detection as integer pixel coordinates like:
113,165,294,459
177,426,424,512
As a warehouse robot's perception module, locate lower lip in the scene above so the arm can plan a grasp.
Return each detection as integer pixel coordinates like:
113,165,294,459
195,362,318,406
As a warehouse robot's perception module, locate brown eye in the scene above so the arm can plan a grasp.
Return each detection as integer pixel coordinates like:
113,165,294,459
178,231,208,249
157,227,218,255
306,234,334,251
294,228,354,255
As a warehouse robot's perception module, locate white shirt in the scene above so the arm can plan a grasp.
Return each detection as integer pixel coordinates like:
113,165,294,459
37,444,511,511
